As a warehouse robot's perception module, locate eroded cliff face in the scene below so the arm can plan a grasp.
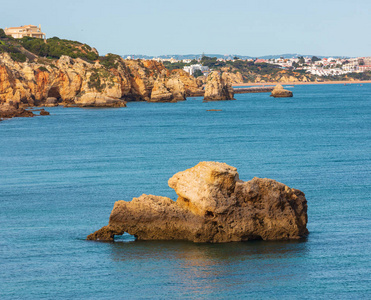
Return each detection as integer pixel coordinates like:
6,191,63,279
0,53,203,110
252,71,311,83
221,71,244,85
87,162,308,243
204,71,235,101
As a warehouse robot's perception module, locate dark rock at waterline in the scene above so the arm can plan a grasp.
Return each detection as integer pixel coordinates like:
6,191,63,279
39,109,50,115
0,103,35,121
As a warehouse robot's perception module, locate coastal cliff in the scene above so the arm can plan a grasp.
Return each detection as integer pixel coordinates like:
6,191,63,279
0,53,203,111
204,71,235,101
88,162,308,243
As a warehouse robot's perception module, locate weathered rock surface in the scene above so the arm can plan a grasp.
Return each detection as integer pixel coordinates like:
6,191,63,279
204,71,235,101
270,84,293,98
150,76,177,102
222,71,244,85
87,162,308,243
0,53,202,112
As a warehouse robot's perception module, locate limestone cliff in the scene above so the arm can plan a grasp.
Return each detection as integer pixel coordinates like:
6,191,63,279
252,72,311,84
0,53,202,113
221,71,244,85
204,71,235,101
87,162,308,243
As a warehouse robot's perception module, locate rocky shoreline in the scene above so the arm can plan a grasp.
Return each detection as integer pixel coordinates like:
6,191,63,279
0,53,237,121
88,162,308,243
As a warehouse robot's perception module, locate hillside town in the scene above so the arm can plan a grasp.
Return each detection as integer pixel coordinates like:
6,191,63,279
134,55,371,78
3,24,370,79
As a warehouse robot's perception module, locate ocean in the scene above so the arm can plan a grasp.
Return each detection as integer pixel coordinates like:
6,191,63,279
1,84,370,299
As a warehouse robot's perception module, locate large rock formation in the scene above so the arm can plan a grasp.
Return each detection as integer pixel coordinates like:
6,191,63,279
88,162,308,243
204,71,235,101
0,53,203,113
221,71,244,85
270,84,293,98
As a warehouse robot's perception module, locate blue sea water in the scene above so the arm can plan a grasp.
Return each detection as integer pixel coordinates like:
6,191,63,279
0,84,370,299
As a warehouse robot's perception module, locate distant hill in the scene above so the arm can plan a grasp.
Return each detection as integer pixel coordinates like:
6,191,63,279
122,53,350,60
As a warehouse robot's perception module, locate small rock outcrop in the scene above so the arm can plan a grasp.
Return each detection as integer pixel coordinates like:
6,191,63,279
39,109,50,115
88,162,308,243
270,84,293,98
204,71,235,101
0,102,34,121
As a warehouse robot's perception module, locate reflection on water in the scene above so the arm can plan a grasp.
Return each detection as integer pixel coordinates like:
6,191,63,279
108,239,309,297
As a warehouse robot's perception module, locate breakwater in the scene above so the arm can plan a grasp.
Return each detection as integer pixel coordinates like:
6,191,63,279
234,86,274,94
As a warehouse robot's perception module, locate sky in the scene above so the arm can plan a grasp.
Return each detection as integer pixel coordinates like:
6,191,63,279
1,0,370,57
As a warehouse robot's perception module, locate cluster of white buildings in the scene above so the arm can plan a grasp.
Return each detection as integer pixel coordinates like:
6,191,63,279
149,55,371,77
261,56,371,76
123,53,371,77
183,64,209,76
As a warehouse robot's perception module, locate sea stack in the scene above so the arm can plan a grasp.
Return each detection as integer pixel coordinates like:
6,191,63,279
204,71,235,101
270,84,293,98
87,162,308,243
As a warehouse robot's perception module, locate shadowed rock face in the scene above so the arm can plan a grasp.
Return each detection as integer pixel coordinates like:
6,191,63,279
88,162,308,243
270,84,293,98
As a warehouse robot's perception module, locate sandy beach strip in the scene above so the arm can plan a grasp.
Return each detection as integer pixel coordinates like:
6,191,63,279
232,80,371,87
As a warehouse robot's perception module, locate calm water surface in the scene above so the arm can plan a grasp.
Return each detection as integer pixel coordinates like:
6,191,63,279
1,84,370,299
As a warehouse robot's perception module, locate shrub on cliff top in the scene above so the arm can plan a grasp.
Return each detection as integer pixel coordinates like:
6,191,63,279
0,29,7,39
0,40,27,62
19,36,99,61
99,53,122,69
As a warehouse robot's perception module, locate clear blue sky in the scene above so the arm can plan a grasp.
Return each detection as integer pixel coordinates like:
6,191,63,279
2,0,370,57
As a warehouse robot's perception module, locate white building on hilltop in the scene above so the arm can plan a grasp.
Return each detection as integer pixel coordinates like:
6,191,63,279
4,25,46,40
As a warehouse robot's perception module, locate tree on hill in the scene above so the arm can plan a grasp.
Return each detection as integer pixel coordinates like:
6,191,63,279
19,36,99,61
201,55,218,67
0,28,7,39
311,56,321,62
193,69,203,78
298,56,305,65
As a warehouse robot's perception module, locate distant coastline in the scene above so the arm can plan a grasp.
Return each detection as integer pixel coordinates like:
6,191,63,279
232,80,371,87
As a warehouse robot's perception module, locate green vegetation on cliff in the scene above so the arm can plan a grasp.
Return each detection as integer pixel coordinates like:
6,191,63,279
99,53,122,69
19,36,99,61
200,56,310,82
0,28,99,62
88,68,115,92
325,71,371,81
0,29,7,39
0,29,28,62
